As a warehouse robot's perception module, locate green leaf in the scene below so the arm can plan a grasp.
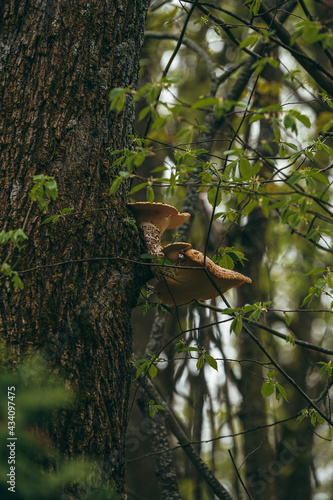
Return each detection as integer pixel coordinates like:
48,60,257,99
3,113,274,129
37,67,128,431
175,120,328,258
307,171,329,184
45,179,58,200
248,308,261,322
289,110,311,128
315,279,326,289
241,199,257,216
231,315,243,336
175,340,186,353
109,176,123,195
109,87,126,100
138,106,151,122
301,294,313,307
129,182,148,195
279,144,286,159
220,307,242,315
305,268,326,275
285,142,298,151
140,253,156,259
207,186,222,208
297,412,306,423
285,333,295,346
318,361,332,377
180,346,201,352
249,114,263,125
1,262,12,275
276,383,289,402
146,186,155,202
149,364,158,379
284,313,291,326
272,119,281,142
284,114,297,134
288,172,304,185
192,97,219,109
12,273,24,290
322,143,333,155
261,381,275,398
219,253,234,270
239,157,253,180
149,405,156,419
239,35,259,49
196,356,205,370
203,354,218,371
306,229,319,240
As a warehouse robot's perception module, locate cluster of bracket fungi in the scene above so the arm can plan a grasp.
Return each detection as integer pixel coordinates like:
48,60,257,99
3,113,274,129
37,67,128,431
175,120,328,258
128,202,252,307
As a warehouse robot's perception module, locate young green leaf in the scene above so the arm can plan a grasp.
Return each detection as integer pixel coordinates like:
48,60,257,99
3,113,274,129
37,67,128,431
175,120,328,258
239,157,253,180
261,381,275,398
148,364,158,379
146,186,155,203
109,176,123,195
192,97,219,109
275,383,289,402
196,356,205,370
230,315,243,336
203,354,218,371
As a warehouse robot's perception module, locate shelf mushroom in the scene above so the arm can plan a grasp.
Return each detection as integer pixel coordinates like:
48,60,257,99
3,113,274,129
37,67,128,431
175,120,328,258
127,202,190,257
162,242,192,263
154,248,252,306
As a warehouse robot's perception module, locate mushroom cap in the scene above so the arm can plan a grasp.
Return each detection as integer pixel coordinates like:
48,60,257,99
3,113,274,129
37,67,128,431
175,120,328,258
162,242,192,262
127,202,190,234
154,248,252,306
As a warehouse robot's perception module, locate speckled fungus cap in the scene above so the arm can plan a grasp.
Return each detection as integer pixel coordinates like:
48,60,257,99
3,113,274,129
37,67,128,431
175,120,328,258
154,248,252,306
162,242,192,262
127,202,190,234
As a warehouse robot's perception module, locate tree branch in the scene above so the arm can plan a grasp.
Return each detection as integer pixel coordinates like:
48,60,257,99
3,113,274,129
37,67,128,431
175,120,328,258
258,2,333,96
143,379,234,500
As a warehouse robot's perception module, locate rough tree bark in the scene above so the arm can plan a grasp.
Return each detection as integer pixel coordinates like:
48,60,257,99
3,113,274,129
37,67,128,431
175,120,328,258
0,0,149,496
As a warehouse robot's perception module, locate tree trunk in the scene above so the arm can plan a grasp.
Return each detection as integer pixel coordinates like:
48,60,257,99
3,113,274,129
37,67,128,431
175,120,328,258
0,0,149,496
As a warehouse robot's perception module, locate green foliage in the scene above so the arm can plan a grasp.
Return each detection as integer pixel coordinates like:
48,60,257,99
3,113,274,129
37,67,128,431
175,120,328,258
219,302,271,333
0,229,28,251
175,344,218,371
251,57,279,75
285,333,295,346
123,217,139,232
230,314,243,336
29,175,58,212
261,372,289,402
318,361,332,377
302,268,333,308
41,208,74,225
212,247,248,270
134,355,165,380
148,399,165,419
109,87,131,113
0,351,116,499
243,0,266,16
297,409,325,427
1,263,24,291
293,20,333,48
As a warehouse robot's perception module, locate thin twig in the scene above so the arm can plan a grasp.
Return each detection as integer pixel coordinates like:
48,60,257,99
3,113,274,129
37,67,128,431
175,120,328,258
143,0,200,137
228,449,254,500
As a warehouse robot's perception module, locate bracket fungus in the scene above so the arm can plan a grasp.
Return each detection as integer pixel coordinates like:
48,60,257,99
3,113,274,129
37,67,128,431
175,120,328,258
154,248,252,306
162,242,192,263
127,202,190,257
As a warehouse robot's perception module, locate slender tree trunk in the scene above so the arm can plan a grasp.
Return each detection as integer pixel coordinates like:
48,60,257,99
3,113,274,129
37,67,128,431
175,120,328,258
0,0,149,496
